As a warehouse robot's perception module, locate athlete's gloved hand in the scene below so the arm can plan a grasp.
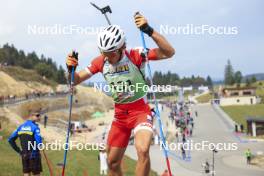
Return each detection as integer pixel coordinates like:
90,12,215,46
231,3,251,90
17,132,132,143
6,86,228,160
66,51,78,73
134,12,154,37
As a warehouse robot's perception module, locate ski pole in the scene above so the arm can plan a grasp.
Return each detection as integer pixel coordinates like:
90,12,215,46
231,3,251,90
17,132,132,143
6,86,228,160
135,12,173,176
42,150,54,176
61,51,78,176
90,2,112,25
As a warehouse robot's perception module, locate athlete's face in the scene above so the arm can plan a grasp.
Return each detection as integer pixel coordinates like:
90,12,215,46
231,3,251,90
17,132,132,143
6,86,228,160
102,44,126,64
103,50,119,64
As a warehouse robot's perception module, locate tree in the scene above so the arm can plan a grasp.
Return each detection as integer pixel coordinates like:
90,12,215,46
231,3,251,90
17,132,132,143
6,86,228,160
206,76,213,89
27,52,39,69
34,63,54,79
246,78,251,87
234,71,242,87
56,66,67,84
224,59,235,85
0,43,68,84
251,76,257,84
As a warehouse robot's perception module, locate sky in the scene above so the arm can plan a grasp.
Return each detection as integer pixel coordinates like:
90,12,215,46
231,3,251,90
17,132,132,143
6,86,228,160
0,0,263,82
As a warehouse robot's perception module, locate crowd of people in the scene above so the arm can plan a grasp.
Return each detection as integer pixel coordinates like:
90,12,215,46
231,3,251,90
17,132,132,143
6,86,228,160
0,91,68,106
167,102,195,141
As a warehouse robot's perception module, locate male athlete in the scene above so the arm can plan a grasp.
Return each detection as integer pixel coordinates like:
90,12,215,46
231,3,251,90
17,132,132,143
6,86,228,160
66,13,175,176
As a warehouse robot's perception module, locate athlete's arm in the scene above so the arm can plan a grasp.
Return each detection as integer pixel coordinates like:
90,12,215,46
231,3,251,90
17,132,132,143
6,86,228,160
70,70,92,86
66,55,104,85
66,53,94,85
134,13,175,60
151,31,175,60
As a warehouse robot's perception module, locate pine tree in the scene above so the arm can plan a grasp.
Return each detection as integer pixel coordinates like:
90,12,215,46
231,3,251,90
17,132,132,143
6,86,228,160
234,71,242,87
0,43,67,84
224,59,235,85
251,76,257,84
246,78,251,86
56,66,67,84
206,76,213,89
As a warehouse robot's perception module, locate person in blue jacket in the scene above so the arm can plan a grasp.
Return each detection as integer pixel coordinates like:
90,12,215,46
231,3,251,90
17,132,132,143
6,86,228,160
8,110,43,176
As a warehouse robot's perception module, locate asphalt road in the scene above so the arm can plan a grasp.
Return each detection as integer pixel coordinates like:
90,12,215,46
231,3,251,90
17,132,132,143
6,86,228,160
126,104,264,176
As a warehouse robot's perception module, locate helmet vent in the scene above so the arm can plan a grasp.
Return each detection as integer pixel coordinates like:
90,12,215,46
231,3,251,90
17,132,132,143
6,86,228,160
115,29,119,35
110,38,115,45
100,38,102,47
106,26,112,31
108,46,115,51
116,35,121,43
111,26,116,32
105,38,110,47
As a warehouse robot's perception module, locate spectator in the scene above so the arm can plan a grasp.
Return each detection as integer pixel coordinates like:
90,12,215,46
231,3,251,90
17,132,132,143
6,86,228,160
181,145,186,160
245,148,252,164
235,124,238,133
44,115,48,128
240,124,244,133
189,127,193,137
190,117,194,129
175,131,179,143
202,160,210,174
182,133,186,143
98,149,108,175
8,110,43,175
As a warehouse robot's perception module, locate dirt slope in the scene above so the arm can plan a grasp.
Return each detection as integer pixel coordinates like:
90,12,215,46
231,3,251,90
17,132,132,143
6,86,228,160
0,71,53,97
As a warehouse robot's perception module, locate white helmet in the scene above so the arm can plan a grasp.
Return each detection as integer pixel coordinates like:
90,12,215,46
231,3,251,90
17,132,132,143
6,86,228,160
97,25,126,52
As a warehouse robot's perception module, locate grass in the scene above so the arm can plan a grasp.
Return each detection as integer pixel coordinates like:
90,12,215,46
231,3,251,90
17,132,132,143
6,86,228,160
254,81,264,103
1,66,57,88
0,118,158,176
196,92,213,103
221,104,264,130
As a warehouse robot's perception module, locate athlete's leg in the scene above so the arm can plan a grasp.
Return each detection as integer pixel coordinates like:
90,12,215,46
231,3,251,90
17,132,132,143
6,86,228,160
134,129,153,176
107,120,131,176
107,146,126,176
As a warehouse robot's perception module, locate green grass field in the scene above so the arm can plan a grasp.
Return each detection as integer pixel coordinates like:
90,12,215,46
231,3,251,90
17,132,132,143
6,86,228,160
221,104,264,130
196,93,212,103
0,121,158,176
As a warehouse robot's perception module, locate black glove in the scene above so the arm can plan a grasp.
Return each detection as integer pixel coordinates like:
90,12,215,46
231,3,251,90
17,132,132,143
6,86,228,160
134,12,154,37
140,23,154,37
